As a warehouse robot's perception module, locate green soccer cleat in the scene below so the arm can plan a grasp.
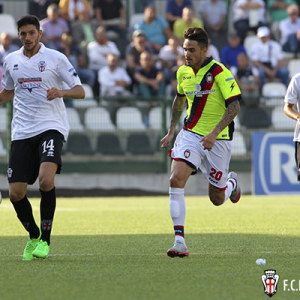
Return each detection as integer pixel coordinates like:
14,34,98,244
23,230,41,261
32,240,50,259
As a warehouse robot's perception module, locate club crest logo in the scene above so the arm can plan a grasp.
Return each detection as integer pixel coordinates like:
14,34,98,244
7,168,13,178
184,149,190,158
38,61,46,72
262,270,279,297
206,73,213,83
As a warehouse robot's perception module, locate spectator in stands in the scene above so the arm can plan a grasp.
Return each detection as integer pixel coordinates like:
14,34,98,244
134,51,165,99
87,25,120,72
28,0,54,20
71,7,98,51
231,52,260,106
93,0,127,57
279,4,300,55
98,53,132,97
0,33,19,65
165,0,193,29
221,32,247,68
170,54,185,96
135,5,172,54
158,36,184,83
40,4,69,50
59,0,91,22
59,32,95,88
207,38,220,61
173,6,204,43
198,0,227,50
125,30,153,92
134,0,155,13
233,0,266,43
0,64,3,90
249,26,290,88
267,0,296,41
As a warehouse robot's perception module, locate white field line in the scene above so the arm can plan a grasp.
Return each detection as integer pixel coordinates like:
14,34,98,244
0,251,274,258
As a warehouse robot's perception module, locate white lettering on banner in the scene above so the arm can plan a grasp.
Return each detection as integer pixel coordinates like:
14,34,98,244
283,279,300,292
270,144,297,184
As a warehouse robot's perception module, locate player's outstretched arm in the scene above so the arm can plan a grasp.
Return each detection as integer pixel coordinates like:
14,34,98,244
46,85,85,101
0,89,14,106
161,94,186,148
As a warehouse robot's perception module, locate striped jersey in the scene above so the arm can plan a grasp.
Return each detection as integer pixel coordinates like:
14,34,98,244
177,57,241,140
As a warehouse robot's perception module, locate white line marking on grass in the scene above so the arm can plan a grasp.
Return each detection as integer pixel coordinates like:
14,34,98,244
0,250,274,258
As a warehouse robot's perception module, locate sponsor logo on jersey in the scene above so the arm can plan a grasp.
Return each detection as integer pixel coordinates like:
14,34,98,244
18,77,42,93
13,64,18,70
183,76,191,80
186,89,215,96
38,61,46,72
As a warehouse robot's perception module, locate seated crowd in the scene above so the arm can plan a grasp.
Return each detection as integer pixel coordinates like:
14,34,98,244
2,0,300,105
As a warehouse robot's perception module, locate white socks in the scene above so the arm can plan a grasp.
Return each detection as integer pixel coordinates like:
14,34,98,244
224,178,236,202
169,187,186,242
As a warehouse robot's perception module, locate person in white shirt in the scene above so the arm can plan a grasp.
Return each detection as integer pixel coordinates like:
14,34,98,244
87,26,120,71
233,0,266,43
249,26,290,88
0,15,85,261
98,53,131,97
284,72,300,180
279,4,300,55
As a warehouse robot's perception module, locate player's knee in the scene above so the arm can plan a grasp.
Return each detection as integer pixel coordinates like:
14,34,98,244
9,189,26,202
39,177,54,191
209,196,224,206
170,174,183,187
209,191,225,206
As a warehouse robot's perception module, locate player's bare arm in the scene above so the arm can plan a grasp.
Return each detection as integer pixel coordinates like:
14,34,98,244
201,100,240,151
284,102,300,121
46,85,85,101
161,94,186,148
0,89,15,106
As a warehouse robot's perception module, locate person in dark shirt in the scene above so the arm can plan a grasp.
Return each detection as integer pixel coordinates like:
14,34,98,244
93,0,127,56
134,50,165,99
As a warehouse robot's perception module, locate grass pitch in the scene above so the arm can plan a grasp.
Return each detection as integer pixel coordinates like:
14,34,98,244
1,195,300,300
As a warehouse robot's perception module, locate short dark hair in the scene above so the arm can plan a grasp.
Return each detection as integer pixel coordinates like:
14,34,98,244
184,27,208,48
17,15,40,32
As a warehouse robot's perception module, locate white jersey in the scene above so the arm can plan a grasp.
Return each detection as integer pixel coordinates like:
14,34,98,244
284,73,300,141
2,43,82,141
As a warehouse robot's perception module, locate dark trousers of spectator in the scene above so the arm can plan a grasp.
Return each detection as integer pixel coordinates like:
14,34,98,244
138,82,165,99
257,67,290,88
234,19,265,44
282,33,300,54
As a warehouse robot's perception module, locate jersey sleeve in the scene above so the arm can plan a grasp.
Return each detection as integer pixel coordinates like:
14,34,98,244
284,74,300,104
216,66,241,104
57,54,82,88
176,67,185,96
1,59,15,90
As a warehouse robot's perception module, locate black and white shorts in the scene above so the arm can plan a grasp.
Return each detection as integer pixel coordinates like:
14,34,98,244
7,130,64,185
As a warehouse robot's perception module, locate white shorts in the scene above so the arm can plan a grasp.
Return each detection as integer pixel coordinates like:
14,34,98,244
169,129,232,189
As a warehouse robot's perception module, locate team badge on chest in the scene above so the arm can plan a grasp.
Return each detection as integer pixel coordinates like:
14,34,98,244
206,73,213,83
38,61,46,72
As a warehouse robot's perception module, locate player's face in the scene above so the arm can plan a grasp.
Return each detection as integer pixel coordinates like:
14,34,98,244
183,39,207,70
18,24,42,56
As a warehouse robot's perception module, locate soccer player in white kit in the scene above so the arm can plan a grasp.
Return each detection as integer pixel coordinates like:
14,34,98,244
0,15,85,260
284,73,300,181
